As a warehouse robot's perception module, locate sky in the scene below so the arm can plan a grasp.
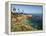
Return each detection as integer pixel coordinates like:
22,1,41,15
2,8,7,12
11,4,43,14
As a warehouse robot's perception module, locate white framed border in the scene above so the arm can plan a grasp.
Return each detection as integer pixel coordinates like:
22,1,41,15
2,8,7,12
7,1,45,35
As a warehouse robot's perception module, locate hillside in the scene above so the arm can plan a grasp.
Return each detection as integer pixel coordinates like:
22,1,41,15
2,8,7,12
11,12,37,32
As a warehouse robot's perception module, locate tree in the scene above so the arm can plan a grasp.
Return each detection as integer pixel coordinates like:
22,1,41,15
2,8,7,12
13,8,16,11
18,9,20,12
13,8,16,13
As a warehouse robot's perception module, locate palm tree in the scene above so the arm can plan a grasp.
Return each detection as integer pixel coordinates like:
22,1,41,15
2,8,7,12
13,7,16,13
18,9,20,12
13,8,16,11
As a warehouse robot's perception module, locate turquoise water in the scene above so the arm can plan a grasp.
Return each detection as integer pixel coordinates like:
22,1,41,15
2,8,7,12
22,14,43,30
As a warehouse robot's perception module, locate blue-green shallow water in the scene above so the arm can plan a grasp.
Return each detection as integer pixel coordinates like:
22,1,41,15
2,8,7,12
23,14,43,30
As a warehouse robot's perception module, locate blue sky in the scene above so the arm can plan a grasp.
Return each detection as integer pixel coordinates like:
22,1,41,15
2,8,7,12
11,4,43,14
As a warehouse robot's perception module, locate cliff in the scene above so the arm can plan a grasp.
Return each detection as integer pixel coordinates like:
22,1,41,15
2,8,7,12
11,13,37,32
